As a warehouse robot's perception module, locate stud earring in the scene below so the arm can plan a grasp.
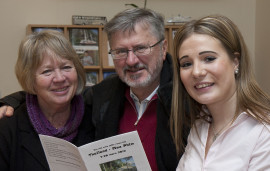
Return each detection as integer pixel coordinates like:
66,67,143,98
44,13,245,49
235,68,239,75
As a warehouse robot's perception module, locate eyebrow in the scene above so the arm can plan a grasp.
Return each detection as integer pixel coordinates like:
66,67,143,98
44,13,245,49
199,51,217,55
179,51,218,62
178,55,188,62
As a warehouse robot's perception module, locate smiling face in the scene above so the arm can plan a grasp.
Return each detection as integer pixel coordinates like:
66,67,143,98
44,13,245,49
34,51,78,109
178,34,239,106
110,24,167,89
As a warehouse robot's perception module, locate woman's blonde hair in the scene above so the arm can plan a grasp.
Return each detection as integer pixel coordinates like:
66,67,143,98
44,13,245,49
170,14,270,156
15,30,85,94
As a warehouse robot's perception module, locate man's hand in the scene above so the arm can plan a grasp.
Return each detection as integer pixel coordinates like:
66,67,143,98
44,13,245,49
0,106,14,118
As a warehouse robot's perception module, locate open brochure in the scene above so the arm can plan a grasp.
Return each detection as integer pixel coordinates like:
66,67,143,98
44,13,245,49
39,131,151,171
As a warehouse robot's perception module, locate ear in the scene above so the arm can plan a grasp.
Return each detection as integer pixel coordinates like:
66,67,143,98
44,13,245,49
233,52,240,70
162,39,168,60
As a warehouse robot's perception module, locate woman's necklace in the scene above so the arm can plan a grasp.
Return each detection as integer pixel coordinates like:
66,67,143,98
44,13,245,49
211,117,234,142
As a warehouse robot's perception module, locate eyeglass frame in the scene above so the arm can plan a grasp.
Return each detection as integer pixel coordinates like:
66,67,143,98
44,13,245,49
108,38,165,59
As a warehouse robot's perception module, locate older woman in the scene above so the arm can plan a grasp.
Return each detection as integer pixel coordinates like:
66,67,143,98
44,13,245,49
0,30,94,170
171,15,270,170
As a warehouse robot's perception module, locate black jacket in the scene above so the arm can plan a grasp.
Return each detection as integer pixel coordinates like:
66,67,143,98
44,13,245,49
83,53,178,171
0,102,94,171
0,53,179,171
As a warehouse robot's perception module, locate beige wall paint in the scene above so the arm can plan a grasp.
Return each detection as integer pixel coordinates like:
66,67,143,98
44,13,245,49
0,0,256,97
255,0,270,94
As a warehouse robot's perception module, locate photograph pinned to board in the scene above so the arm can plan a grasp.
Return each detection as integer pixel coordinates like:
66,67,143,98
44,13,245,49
69,28,99,66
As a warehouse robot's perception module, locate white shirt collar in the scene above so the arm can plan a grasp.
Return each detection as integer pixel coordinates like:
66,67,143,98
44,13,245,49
130,86,159,119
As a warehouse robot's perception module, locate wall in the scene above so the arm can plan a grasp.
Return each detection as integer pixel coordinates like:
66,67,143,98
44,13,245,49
255,0,270,94
0,0,256,97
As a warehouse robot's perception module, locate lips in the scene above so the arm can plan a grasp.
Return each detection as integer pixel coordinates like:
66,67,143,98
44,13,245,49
195,83,214,89
127,68,144,73
52,86,69,92
124,63,146,73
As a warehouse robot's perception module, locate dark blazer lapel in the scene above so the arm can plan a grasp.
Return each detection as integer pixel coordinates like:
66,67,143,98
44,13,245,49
18,107,49,169
92,76,127,140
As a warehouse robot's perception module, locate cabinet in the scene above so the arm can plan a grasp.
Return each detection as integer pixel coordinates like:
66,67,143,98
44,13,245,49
26,24,183,85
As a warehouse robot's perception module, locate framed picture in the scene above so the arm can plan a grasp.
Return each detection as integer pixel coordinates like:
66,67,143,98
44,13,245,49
85,71,98,86
103,71,115,79
172,29,178,39
107,41,114,67
79,49,99,66
72,15,107,25
69,28,99,66
32,27,64,33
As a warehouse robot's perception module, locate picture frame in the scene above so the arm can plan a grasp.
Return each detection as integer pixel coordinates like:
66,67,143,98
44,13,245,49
79,49,99,66
69,28,99,66
107,41,114,67
32,27,64,33
72,15,107,25
103,71,116,79
85,71,98,86
172,29,178,39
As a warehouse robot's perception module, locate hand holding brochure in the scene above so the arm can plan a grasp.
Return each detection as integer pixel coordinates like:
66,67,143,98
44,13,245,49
39,131,151,171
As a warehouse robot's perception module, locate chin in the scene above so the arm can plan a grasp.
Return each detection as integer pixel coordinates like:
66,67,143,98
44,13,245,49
126,78,151,88
54,96,73,104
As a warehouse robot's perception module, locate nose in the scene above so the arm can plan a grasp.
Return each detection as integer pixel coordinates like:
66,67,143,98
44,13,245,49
125,50,139,66
192,62,206,78
53,70,65,82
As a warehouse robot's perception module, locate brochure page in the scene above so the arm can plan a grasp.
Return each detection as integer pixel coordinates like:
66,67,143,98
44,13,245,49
39,131,151,171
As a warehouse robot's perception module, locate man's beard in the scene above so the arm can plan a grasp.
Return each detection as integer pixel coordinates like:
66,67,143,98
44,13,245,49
119,54,164,88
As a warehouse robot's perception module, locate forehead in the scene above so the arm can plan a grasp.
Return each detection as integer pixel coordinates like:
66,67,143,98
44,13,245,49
109,24,157,48
39,50,69,65
179,34,224,53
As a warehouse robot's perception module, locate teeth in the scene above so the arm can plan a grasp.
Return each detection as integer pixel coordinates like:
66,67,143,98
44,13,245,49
196,83,212,89
54,87,67,92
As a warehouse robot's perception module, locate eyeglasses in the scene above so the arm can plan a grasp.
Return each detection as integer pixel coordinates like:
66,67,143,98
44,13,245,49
109,38,164,59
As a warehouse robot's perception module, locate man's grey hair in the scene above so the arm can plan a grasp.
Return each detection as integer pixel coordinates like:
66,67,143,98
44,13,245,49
104,8,165,42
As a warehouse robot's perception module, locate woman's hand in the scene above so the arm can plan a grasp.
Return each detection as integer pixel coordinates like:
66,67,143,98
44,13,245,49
0,106,14,118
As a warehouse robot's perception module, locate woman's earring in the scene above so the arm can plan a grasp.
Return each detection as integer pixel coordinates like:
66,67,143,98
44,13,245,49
234,68,239,75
